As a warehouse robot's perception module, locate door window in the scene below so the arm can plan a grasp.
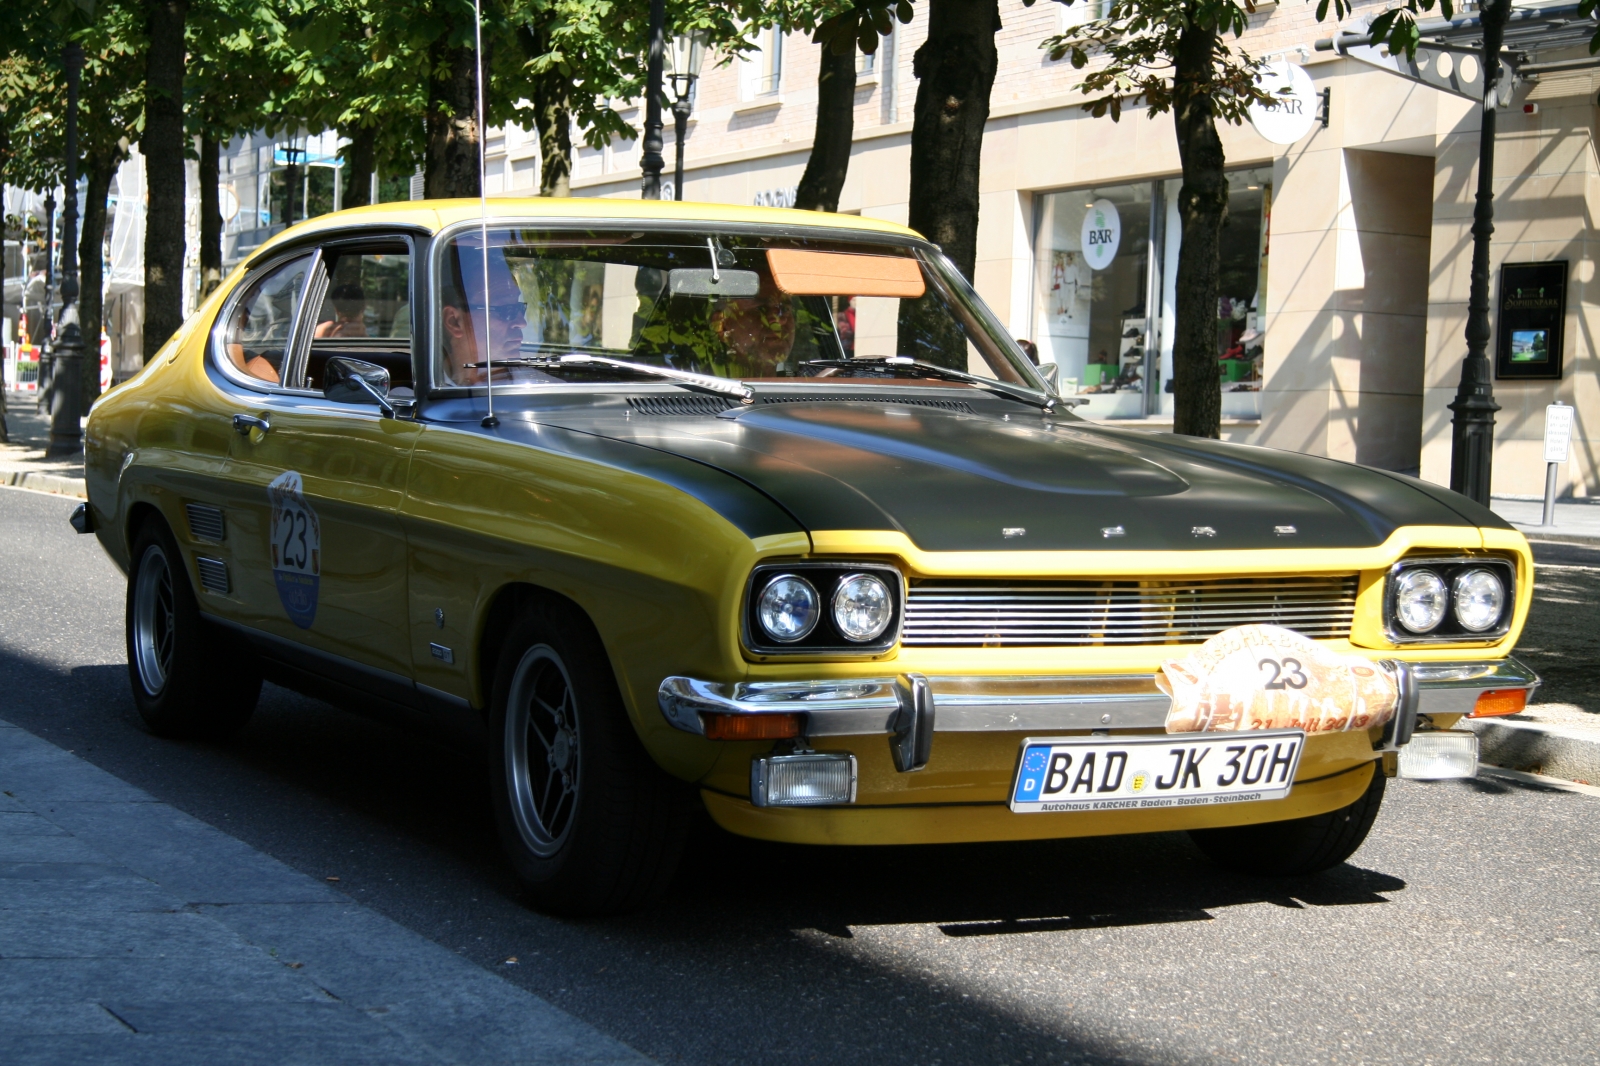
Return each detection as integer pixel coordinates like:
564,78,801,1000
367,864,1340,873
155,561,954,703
300,246,413,392
217,254,313,387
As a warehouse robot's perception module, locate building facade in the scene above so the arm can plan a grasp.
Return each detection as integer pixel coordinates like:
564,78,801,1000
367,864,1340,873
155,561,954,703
483,0,1598,499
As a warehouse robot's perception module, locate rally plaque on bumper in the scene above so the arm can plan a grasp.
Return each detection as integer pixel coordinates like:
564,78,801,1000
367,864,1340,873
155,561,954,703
1009,730,1306,813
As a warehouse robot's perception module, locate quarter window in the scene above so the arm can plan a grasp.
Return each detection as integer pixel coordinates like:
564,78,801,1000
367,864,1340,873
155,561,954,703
218,254,312,387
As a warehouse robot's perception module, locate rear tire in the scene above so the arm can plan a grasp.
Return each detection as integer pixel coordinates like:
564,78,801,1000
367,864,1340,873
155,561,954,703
487,599,691,916
1189,765,1385,876
125,517,261,739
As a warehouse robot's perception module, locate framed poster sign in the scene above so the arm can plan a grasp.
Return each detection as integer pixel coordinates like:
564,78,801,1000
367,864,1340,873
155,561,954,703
1496,261,1567,380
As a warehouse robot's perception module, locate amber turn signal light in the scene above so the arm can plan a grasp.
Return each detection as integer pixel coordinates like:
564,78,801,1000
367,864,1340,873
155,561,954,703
1469,689,1528,718
703,713,802,740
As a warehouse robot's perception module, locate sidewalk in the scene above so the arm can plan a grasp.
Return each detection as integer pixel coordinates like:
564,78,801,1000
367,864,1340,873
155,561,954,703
0,717,650,1065
1,392,86,499
1490,495,1600,544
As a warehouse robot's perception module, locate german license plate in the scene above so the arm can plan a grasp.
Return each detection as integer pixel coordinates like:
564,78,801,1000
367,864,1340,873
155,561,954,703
1009,730,1305,813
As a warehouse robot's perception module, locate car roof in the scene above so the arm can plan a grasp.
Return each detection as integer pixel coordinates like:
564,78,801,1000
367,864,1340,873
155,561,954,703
248,197,924,261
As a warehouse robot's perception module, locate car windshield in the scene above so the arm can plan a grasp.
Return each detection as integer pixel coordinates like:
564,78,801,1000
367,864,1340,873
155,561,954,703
432,227,1045,395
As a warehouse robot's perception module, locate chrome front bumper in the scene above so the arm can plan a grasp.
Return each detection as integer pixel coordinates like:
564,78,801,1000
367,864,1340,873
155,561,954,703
657,658,1540,740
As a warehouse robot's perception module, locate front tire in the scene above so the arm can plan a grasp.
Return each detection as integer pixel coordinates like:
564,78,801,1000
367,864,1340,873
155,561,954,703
487,600,690,916
125,518,261,739
1189,765,1386,876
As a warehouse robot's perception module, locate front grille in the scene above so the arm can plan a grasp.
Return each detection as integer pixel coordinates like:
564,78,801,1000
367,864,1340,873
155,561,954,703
902,575,1359,647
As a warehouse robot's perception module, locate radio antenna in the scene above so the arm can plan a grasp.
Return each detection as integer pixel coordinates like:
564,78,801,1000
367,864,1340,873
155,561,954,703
475,0,498,428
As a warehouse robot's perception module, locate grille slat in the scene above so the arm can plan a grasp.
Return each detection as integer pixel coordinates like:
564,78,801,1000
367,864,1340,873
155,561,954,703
185,503,226,542
626,395,737,416
903,575,1357,647
760,395,973,412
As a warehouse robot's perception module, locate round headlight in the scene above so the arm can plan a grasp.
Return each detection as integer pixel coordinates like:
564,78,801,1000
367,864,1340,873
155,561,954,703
831,573,894,643
1453,568,1506,632
757,575,819,642
1393,568,1448,634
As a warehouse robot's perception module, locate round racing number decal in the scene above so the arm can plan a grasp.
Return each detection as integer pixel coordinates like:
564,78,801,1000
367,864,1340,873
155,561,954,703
269,471,321,629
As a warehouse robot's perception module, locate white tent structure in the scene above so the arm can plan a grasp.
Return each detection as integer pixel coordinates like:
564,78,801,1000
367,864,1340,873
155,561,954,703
105,148,146,382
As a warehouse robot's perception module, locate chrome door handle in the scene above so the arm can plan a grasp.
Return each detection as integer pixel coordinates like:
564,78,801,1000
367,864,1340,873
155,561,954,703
232,413,271,437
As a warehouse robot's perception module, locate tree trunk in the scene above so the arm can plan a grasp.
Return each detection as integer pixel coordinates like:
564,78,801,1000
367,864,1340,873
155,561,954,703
425,37,482,198
905,0,999,280
795,44,857,213
78,155,116,408
1170,17,1227,439
534,80,572,197
199,133,223,298
342,125,376,208
143,0,189,362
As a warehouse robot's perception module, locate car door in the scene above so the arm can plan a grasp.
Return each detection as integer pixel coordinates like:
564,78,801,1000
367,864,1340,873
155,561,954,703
212,235,423,692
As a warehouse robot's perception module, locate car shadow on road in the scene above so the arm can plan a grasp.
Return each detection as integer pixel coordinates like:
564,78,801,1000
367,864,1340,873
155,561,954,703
1,647,1411,1066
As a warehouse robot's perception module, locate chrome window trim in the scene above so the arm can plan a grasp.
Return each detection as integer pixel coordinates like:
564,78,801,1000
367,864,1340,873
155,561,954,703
216,230,423,400
209,246,321,396
421,216,1054,403
1383,555,1517,645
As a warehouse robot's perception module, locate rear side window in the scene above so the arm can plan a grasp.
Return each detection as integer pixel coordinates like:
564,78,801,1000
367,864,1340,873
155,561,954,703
218,254,312,387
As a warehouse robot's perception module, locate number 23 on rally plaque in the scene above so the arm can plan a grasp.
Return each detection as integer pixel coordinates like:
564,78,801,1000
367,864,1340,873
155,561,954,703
1009,730,1305,814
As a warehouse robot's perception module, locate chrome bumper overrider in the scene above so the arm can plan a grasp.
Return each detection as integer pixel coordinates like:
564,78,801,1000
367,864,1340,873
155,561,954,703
657,657,1540,740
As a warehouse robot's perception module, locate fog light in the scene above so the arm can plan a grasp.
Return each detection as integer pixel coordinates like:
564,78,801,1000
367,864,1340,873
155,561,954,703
703,713,802,741
750,752,857,807
1398,731,1479,780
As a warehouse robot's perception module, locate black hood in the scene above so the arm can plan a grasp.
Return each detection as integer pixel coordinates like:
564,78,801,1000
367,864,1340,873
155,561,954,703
516,399,1505,551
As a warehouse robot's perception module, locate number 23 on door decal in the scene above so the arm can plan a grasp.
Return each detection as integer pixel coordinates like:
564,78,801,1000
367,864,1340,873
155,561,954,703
268,471,321,629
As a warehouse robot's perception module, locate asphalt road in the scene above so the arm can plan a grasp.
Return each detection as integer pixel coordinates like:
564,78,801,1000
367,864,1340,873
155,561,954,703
3,486,1598,1066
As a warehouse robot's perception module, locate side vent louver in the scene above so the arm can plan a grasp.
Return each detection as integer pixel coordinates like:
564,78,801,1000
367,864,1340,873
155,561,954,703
195,557,230,595
185,503,226,542
626,395,738,416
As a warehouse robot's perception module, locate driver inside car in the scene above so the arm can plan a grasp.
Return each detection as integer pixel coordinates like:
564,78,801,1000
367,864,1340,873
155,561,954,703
440,246,556,386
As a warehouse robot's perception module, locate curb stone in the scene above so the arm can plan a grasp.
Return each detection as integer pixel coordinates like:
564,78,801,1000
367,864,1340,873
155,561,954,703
1,470,88,499
1470,717,1600,787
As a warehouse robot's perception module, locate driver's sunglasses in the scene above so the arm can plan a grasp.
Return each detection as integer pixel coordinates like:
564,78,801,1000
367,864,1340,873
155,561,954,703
486,303,526,325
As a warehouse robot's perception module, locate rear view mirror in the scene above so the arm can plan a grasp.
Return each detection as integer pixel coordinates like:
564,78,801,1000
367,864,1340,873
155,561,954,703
669,268,761,298
323,356,395,416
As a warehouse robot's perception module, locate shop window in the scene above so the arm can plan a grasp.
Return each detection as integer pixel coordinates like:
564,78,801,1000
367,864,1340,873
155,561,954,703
1031,167,1271,420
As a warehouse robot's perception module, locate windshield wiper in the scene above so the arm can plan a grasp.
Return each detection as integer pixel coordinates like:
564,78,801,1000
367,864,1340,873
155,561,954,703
465,354,754,403
802,357,1056,412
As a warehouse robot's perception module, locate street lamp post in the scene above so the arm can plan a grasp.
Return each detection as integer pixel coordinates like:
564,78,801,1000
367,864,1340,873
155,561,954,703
1448,0,1511,505
639,0,667,200
47,41,84,456
667,33,707,201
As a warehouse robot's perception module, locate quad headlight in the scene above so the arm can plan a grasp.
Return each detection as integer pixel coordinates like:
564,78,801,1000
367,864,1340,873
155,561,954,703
1393,568,1449,634
832,573,894,642
1452,568,1506,632
1384,558,1514,642
757,575,820,642
746,563,903,654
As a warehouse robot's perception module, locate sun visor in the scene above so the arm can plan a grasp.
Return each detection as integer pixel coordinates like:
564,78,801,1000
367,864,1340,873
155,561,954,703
766,249,926,298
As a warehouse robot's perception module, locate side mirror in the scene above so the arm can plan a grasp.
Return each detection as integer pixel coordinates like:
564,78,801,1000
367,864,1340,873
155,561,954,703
324,356,395,417
1039,361,1061,395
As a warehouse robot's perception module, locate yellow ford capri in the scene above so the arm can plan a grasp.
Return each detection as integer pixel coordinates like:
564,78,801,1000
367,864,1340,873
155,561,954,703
79,199,1537,915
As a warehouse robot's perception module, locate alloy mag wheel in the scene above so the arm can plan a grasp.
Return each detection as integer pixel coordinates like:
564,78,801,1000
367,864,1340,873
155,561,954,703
132,543,177,697
504,644,581,857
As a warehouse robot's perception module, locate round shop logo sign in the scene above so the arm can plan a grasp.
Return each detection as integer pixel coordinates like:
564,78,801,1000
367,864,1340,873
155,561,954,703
1081,198,1120,271
269,471,321,630
1249,62,1317,145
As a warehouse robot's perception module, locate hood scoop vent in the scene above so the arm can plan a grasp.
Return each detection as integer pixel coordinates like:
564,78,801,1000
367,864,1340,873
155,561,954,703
760,395,973,413
626,395,738,416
